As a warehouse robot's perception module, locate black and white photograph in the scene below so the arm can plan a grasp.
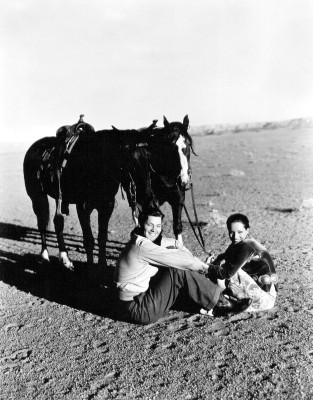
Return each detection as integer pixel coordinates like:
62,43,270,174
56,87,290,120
1,1,313,399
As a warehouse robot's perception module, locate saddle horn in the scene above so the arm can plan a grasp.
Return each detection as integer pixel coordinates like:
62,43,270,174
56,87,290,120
147,119,158,130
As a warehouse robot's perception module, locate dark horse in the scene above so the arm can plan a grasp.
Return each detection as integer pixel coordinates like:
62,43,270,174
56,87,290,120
23,121,156,268
23,116,193,269
121,115,195,243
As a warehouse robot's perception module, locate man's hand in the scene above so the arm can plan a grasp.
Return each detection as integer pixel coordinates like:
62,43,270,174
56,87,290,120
217,279,226,291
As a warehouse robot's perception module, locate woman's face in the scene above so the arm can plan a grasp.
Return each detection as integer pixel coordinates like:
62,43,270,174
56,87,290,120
229,221,249,244
143,215,162,242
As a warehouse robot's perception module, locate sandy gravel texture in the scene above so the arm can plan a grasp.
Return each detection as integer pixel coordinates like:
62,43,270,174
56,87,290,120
0,124,313,399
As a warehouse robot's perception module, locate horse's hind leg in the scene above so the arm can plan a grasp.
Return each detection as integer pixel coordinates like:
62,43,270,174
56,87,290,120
97,198,116,267
53,200,73,268
76,202,94,264
32,193,50,262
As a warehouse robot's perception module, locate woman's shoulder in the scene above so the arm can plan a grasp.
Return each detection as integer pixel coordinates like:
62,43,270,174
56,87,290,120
243,238,266,251
227,239,259,255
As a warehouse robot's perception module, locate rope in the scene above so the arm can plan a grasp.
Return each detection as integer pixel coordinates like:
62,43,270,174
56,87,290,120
182,182,209,254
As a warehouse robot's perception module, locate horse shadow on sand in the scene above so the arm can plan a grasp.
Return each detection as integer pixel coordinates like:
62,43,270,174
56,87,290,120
0,222,127,320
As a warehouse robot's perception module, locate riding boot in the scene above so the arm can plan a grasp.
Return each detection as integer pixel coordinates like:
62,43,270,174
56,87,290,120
212,293,252,317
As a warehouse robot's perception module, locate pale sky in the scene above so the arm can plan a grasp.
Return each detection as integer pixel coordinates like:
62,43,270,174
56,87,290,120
1,0,313,143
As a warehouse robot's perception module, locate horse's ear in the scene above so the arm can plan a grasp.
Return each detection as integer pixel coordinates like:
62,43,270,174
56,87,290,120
163,116,170,128
112,125,119,131
183,115,189,129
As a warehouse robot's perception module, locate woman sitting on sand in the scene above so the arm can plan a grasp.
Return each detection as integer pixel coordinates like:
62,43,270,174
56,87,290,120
207,213,278,312
115,208,251,325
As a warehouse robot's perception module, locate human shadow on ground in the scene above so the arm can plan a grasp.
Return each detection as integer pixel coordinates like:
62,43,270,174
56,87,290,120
0,222,129,320
0,249,124,319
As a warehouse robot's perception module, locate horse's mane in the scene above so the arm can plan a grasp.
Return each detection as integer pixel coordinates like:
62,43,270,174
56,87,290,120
95,128,144,146
95,121,196,155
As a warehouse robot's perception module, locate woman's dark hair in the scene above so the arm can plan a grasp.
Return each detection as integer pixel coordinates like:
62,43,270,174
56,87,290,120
226,213,250,231
138,208,164,227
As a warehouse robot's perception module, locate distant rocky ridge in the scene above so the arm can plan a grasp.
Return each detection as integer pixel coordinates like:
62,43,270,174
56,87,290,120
1,118,312,153
189,117,313,136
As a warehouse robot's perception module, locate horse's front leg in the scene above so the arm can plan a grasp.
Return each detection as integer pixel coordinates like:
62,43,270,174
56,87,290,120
171,192,185,244
53,200,73,268
76,202,94,264
97,198,115,267
40,232,50,262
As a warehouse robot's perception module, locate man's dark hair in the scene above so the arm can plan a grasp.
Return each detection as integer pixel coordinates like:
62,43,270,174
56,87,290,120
138,207,164,227
129,207,164,246
226,213,250,231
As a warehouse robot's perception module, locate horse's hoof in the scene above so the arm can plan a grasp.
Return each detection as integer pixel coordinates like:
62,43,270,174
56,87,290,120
176,234,183,245
40,249,50,262
59,251,74,270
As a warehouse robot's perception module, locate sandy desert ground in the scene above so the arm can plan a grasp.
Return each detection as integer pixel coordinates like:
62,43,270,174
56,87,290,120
0,121,313,399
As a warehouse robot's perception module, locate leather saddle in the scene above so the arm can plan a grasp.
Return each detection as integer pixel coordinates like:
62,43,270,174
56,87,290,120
56,114,95,169
54,114,95,215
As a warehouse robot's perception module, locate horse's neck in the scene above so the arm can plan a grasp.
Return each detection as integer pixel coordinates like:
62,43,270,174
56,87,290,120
150,149,179,181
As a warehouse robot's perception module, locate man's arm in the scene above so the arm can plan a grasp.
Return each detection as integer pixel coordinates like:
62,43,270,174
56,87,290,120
162,237,192,255
139,238,208,274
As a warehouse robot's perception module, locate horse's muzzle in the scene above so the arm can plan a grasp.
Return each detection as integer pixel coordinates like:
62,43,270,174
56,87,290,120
183,180,192,191
178,176,192,191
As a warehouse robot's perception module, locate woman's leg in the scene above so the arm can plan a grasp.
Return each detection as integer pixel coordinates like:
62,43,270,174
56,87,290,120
229,269,277,312
125,268,222,324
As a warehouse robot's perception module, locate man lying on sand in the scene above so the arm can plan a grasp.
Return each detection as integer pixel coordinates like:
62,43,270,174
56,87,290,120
115,208,251,325
206,213,278,313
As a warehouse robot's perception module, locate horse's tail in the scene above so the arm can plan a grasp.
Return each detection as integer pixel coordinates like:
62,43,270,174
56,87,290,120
23,142,50,231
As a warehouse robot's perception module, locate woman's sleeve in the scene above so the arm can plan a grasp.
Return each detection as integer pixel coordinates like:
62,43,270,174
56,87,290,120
211,253,226,266
209,244,255,280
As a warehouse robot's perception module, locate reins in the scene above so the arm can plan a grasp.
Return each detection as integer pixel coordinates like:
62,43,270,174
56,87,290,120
180,181,209,255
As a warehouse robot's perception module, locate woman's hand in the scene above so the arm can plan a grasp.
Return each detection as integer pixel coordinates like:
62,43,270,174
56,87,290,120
205,253,216,264
199,262,209,275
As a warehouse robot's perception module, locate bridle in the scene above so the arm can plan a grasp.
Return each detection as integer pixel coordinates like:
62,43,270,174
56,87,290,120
149,129,192,187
